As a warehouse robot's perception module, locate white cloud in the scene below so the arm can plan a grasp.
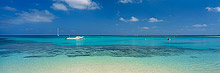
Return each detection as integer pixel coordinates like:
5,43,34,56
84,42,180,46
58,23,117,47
119,0,142,3
3,6,16,11
5,9,55,24
129,16,139,22
206,7,220,12
51,3,68,11
119,17,127,22
119,16,139,22
148,17,163,22
192,24,207,27
62,0,101,10
141,27,150,29
119,0,133,3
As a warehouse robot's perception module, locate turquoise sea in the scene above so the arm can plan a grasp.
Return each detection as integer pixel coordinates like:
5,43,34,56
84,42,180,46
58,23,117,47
1,35,220,73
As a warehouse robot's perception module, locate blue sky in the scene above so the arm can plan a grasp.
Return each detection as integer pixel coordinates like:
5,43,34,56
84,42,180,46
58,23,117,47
0,0,220,35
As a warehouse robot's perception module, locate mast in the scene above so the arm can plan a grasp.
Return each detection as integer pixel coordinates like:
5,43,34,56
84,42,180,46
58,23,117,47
57,28,59,37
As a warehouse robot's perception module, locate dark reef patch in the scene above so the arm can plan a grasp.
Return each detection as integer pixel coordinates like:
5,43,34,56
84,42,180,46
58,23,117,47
0,38,35,45
0,51,13,55
23,55,57,58
190,56,200,58
40,42,52,44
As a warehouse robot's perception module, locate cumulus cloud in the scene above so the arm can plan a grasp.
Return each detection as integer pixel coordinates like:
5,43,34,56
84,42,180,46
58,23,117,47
3,6,16,11
119,0,142,3
51,3,68,11
148,17,163,22
5,9,55,24
52,0,101,10
141,27,150,29
206,7,220,12
119,16,139,22
119,17,127,22
129,16,139,21
119,0,133,3
192,24,207,27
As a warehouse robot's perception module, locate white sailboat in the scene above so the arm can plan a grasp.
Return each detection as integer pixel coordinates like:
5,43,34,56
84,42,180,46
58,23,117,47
65,36,84,40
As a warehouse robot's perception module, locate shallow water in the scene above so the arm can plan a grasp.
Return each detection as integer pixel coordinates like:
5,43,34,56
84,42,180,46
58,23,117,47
0,35,220,73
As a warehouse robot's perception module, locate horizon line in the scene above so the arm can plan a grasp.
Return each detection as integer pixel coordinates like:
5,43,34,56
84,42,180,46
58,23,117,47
0,34,219,36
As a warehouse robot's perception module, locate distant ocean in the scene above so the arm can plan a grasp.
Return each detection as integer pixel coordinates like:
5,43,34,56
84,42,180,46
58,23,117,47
1,35,220,73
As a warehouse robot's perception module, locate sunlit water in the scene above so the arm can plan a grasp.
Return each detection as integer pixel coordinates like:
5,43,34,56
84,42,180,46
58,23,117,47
0,35,220,73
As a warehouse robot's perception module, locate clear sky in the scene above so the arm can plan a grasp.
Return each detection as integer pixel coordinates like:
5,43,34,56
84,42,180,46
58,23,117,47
0,0,220,35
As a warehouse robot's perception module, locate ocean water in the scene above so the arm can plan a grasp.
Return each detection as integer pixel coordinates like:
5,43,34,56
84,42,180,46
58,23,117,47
0,35,220,73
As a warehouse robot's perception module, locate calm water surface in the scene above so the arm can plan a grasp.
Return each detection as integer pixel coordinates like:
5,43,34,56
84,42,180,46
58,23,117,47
0,35,220,73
